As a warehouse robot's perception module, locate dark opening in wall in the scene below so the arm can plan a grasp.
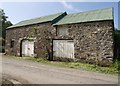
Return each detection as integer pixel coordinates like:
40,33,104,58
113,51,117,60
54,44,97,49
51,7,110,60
10,39,15,48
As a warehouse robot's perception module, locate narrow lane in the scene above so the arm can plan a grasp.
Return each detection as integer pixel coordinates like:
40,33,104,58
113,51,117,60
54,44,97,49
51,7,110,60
2,55,118,84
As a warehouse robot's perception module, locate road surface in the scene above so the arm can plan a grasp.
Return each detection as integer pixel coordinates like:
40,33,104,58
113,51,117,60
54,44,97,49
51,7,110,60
1,55,118,84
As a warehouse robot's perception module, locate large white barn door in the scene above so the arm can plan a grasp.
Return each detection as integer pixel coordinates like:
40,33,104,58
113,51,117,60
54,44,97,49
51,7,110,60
53,40,74,58
22,40,34,57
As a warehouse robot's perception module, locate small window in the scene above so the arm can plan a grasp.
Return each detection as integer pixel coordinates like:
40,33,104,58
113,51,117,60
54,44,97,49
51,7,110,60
57,28,68,36
10,39,15,48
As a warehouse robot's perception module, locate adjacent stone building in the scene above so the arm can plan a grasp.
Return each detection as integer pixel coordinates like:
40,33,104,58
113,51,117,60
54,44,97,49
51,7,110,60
6,8,114,66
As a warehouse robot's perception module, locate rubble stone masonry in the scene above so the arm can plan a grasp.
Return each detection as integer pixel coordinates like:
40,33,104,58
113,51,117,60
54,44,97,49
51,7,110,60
6,20,114,66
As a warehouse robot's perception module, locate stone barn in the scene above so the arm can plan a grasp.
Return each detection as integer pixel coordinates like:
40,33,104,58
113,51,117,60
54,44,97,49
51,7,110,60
5,8,114,66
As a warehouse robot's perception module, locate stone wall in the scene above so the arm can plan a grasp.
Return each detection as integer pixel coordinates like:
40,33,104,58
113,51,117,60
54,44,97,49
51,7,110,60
6,20,114,66
55,20,114,66
6,22,56,59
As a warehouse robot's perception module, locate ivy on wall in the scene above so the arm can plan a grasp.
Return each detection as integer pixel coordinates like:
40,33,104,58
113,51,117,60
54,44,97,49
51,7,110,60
28,28,38,38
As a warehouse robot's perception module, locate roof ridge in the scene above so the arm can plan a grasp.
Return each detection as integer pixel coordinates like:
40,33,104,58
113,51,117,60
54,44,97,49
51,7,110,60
67,8,112,15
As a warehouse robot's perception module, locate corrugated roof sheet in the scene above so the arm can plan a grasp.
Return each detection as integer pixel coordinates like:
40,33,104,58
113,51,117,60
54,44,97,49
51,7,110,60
54,8,113,25
7,12,66,29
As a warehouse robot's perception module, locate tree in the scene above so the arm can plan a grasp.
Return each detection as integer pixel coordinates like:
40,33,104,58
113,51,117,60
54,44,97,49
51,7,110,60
0,9,12,52
114,30,120,60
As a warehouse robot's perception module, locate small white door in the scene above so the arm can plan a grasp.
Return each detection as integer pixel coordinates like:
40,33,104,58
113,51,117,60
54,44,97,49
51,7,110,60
53,40,74,58
22,40,34,57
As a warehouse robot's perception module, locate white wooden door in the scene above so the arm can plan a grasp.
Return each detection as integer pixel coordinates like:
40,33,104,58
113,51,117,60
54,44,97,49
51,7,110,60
53,40,74,58
22,40,34,57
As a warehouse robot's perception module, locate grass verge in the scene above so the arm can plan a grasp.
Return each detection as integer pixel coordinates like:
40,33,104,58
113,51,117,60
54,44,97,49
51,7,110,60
3,55,119,75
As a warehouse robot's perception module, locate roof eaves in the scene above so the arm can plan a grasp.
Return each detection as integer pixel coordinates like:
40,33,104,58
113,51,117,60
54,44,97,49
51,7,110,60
7,20,51,29
53,19,113,26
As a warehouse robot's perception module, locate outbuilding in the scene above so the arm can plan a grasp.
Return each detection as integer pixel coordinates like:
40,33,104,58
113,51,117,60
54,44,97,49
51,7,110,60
6,8,114,66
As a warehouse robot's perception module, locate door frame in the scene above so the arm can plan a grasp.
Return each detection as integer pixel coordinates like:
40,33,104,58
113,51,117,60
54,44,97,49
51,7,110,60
20,38,36,57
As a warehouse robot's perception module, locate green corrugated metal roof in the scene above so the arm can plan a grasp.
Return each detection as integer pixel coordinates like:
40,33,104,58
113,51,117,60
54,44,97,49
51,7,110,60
7,12,66,29
7,8,113,29
54,8,113,25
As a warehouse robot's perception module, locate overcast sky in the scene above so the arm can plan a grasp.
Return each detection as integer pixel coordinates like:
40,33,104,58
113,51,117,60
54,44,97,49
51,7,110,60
1,2,119,29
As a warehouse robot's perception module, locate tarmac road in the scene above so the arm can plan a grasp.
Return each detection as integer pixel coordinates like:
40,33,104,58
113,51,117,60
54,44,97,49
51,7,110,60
1,55,118,84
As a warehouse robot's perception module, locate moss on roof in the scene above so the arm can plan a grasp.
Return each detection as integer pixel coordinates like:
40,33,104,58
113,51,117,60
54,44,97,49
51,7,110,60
54,8,113,25
7,12,66,29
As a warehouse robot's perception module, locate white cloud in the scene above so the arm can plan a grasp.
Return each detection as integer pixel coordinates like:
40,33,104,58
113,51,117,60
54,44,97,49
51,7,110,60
60,0,79,12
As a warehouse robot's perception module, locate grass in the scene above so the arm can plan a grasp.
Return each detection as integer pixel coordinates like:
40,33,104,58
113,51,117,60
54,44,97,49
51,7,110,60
2,78,13,85
3,55,119,75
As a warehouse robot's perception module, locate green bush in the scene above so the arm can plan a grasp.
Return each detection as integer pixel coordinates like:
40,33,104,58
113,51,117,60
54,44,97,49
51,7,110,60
0,46,5,52
114,30,120,60
0,37,5,52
